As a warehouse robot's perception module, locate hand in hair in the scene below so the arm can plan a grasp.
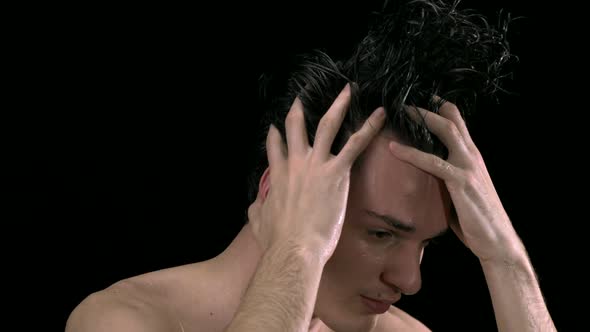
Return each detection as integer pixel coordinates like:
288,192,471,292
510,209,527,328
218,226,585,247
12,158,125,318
248,83,386,264
389,97,524,264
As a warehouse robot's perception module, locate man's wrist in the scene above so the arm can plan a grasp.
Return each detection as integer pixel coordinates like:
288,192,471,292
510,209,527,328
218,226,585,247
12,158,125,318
266,239,327,269
479,247,534,277
478,228,529,265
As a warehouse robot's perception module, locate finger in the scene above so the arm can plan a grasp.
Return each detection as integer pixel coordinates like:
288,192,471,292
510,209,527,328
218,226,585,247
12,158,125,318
266,124,286,173
313,83,352,159
389,140,457,182
337,107,386,167
285,97,310,156
433,96,475,147
405,105,469,156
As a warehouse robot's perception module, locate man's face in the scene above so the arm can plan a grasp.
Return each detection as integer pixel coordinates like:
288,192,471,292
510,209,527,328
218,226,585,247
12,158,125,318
314,133,451,332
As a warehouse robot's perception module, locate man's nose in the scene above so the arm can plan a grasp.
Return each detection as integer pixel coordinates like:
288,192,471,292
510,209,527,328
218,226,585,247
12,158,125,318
380,246,423,295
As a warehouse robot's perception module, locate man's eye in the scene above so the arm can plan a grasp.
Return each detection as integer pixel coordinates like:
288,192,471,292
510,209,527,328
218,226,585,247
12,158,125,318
368,230,393,239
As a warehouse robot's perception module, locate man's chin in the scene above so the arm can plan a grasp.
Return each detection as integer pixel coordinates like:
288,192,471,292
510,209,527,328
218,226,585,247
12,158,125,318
316,311,379,332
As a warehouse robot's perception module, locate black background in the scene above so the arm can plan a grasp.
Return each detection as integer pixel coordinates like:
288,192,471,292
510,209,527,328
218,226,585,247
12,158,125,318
17,0,583,330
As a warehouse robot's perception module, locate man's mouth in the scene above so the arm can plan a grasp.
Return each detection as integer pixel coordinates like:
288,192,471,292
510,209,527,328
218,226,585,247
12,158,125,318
360,295,394,314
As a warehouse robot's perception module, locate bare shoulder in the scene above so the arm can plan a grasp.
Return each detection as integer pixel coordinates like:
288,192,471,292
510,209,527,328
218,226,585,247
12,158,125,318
379,305,431,332
65,281,181,332
66,261,222,332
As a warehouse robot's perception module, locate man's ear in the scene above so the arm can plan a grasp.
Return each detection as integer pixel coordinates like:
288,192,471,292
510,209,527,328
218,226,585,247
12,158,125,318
258,166,271,202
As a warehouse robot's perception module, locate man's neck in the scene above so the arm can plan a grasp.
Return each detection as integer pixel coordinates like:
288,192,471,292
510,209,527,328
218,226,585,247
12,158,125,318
210,223,333,332
210,223,263,300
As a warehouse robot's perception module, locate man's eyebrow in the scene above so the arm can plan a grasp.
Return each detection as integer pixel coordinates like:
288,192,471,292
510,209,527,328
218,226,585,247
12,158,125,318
365,210,416,233
365,209,449,241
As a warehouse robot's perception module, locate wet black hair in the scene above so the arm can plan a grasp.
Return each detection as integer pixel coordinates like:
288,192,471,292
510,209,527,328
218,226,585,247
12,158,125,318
248,0,518,204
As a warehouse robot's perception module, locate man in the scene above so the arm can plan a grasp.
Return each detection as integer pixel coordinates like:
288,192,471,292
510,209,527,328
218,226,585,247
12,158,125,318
66,1,557,331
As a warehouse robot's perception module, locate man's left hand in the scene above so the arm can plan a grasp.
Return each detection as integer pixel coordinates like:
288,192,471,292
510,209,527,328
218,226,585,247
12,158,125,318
388,98,526,263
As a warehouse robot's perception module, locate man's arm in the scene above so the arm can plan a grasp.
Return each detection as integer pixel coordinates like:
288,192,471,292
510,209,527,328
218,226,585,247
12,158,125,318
224,242,324,332
228,86,386,332
388,100,557,331
480,252,557,332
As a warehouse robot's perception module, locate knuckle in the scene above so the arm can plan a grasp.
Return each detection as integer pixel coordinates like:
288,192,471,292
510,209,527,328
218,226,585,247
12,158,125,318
447,172,465,190
433,157,446,170
318,115,336,133
443,120,461,139
365,117,378,132
461,172,477,188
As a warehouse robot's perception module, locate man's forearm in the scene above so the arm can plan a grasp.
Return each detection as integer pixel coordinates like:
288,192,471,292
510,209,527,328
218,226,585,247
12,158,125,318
224,242,324,332
480,251,557,332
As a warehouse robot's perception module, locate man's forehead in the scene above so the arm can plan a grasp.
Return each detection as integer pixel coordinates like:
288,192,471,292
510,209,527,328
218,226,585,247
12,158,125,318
351,132,451,227
357,134,428,178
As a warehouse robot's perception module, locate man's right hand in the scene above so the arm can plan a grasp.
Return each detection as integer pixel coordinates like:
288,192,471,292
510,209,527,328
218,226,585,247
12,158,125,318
248,83,386,264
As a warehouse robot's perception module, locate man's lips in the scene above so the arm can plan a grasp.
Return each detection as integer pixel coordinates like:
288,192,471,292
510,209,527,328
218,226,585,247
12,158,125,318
360,295,397,314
